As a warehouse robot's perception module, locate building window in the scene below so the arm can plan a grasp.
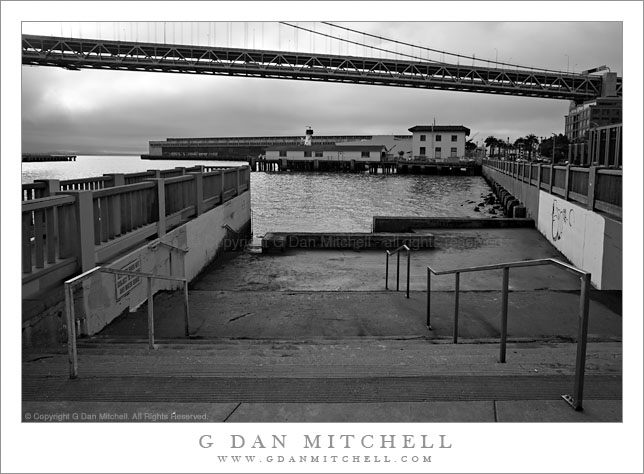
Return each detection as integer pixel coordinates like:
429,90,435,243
435,147,441,158
419,147,426,155
450,147,457,157
361,151,370,158
451,135,457,142
279,151,287,157
420,134,426,142
304,151,312,157
436,135,442,142
315,151,323,157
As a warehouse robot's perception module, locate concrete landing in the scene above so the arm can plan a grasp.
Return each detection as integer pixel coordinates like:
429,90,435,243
97,289,621,341
193,228,589,292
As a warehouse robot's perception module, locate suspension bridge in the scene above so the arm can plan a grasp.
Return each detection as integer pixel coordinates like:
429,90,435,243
22,23,621,102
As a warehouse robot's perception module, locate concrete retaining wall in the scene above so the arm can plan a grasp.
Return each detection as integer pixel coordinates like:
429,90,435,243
537,191,623,290
482,165,622,290
25,192,251,343
79,192,251,336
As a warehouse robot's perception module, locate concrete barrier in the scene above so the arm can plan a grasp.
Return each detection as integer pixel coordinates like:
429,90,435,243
506,199,520,215
512,206,527,218
372,217,534,233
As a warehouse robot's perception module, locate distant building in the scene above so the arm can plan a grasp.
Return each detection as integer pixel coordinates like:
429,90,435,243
408,125,470,162
143,125,468,162
564,97,622,143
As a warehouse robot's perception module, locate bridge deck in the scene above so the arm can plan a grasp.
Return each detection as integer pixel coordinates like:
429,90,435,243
22,34,621,101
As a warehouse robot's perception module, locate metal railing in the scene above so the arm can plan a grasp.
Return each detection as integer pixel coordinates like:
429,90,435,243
385,245,411,298
64,242,190,379
484,159,621,220
425,258,591,411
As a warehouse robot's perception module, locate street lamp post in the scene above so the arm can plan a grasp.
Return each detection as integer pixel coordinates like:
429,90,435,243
551,133,556,164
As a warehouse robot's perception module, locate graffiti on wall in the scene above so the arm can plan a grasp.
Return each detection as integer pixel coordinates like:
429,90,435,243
551,199,575,242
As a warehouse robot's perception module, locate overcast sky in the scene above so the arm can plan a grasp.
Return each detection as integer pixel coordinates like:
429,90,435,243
19,19,624,155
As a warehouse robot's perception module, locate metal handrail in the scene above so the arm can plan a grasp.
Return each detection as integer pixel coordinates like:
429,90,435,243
149,241,189,253
64,262,190,380
425,257,591,411
385,244,411,298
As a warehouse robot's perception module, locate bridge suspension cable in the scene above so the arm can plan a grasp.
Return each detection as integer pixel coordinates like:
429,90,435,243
312,21,581,75
280,21,437,64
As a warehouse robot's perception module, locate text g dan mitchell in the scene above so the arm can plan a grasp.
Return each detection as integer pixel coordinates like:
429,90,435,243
199,434,452,450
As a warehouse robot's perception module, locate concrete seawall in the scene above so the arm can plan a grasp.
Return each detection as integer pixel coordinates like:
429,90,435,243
482,165,622,290
372,216,534,233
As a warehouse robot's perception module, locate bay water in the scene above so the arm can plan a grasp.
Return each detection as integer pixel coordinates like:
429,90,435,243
21,155,494,236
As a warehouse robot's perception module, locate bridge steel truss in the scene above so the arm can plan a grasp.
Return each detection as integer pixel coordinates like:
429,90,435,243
22,35,621,102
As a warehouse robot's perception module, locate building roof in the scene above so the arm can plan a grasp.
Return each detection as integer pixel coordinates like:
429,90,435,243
266,144,386,152
408,125,470,135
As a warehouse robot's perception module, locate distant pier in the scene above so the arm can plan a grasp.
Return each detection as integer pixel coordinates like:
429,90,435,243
251,158,480,175
22,153,76,162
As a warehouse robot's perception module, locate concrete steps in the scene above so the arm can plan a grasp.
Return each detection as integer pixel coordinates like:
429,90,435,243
23,373,622,403
23,338,621,390
22,338,622,421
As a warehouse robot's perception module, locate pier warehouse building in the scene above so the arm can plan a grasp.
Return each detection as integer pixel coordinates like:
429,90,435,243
142,124,473,166
143,133,412,161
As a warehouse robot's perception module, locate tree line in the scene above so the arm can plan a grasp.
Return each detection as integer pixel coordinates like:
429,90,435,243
482,134,570,162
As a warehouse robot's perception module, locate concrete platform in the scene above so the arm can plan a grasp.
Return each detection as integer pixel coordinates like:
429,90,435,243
193,228,587,292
